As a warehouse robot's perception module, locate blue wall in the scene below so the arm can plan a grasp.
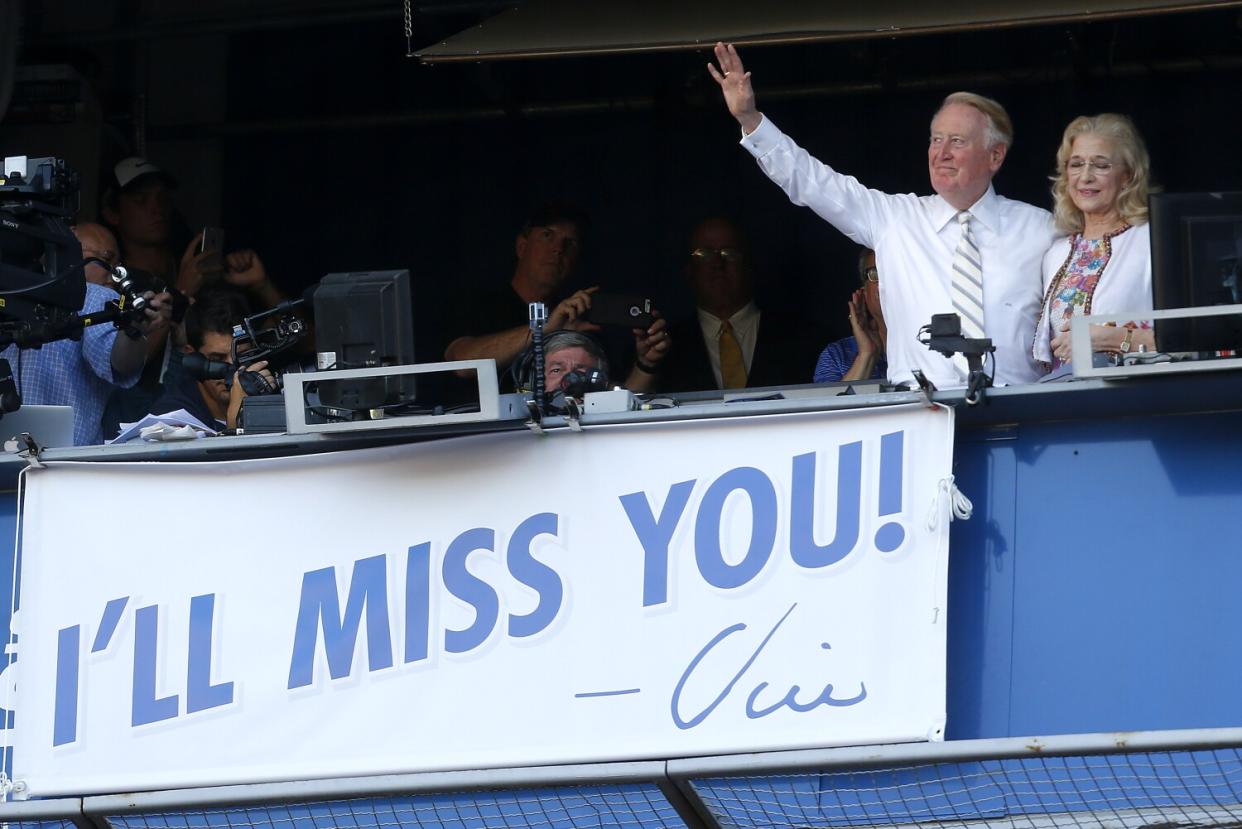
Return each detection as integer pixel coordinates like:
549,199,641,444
948,410,1242,738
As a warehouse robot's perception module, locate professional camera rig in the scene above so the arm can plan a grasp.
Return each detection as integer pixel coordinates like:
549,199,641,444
0,155,175,417
917,312,996,405
0,156,87,347
182,298,308,396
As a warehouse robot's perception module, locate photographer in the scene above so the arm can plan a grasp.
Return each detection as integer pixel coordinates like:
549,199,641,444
148,288,274,431
443,204,670,394
0,282,172,445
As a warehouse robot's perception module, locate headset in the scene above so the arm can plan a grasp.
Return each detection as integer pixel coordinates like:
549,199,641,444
512,329,611,412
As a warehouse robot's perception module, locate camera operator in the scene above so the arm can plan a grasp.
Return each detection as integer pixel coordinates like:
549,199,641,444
148,288,275,431
0,281,172,445
513,329,611,413
71,222,121,288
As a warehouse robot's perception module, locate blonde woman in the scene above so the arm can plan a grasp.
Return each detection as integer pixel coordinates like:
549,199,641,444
1034,114,1156,367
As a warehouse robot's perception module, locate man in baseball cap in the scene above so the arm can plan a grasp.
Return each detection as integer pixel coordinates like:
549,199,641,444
102,156,179,278
109,156,178,194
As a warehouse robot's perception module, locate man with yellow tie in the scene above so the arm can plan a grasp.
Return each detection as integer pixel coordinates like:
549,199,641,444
658,217,827,393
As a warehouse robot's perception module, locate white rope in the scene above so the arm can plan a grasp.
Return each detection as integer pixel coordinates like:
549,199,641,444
926,474,974,531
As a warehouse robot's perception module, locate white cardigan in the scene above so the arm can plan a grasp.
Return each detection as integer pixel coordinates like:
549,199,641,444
1032,222,1152,364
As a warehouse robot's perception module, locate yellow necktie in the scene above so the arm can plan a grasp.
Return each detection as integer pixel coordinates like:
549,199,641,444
718,320,747,389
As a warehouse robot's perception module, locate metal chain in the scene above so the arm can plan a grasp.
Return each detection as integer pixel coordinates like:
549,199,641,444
403,0,414,57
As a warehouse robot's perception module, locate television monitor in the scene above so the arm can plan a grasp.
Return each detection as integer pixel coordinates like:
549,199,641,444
1150,190,1242,353
312,269,415,411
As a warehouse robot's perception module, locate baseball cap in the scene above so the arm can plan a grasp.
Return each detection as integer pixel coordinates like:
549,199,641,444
110,157,178,192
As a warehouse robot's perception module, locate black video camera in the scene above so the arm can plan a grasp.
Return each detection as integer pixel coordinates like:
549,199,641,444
0,156,87,338
917,313,995,404
919,313,994,362
183,298,308,395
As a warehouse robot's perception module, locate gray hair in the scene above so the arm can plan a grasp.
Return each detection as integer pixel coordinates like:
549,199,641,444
938,91,1014,150
544,330,608,373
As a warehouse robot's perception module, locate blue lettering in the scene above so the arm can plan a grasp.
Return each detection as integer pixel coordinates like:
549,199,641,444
287,554,394,689
442,528,500,654
186,594,234,714
53,625,80,746
694,467,777,590
789,443,862,569
619,481,696,607
670,604,867,729
506,513,564,638
744,680,868,718
132,605,179,726
404,543,431,664
670,603,796,729
92,596,129,653
875,431,906,552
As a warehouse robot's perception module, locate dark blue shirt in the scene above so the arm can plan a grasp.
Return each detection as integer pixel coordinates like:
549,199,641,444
813,336,887,384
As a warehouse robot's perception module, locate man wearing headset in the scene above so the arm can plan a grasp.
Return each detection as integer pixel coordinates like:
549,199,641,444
540,331,609,395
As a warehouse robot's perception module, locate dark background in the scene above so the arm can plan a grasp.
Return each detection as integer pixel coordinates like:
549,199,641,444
6,0,1242,366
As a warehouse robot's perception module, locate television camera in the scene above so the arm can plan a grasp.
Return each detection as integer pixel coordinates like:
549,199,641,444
0,155,87,348
182,298,309,396
917,312,995,405
0,155,184,417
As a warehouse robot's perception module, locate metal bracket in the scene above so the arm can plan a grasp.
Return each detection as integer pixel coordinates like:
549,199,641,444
524,399,545,434
4,432,44,469
565,397,583,432
282,359,503,435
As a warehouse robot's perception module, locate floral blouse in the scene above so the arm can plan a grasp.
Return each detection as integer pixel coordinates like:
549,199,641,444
1044,225,1134,370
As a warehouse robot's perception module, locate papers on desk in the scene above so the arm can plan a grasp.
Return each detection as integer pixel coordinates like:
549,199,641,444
108,410,219,444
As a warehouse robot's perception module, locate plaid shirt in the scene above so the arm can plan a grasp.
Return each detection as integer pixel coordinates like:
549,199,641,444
1,284,142,445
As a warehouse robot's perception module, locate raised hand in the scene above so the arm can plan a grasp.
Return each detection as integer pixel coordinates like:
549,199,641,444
848,289,880,355
547,287,602,333
224,249,267,288
633,313,671,368
176,232,215,297
707,42,761,134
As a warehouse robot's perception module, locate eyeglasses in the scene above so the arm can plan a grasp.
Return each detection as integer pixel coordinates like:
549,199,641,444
82,248,119,266
862,267,879,283
690,247,744,262
1066,159,1116,175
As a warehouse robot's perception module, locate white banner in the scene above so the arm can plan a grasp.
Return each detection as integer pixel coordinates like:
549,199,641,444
14,405,954,797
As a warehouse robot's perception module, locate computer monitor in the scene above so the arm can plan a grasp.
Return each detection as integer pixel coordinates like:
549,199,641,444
312,269,415,410
1150,190,1242,353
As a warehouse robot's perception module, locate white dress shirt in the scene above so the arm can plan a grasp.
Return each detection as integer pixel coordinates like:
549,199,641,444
697,302,760,389
740,116,1057,389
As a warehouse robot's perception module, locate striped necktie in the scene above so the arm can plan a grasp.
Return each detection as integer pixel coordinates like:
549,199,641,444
718,320,747,389
950,211,985,374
